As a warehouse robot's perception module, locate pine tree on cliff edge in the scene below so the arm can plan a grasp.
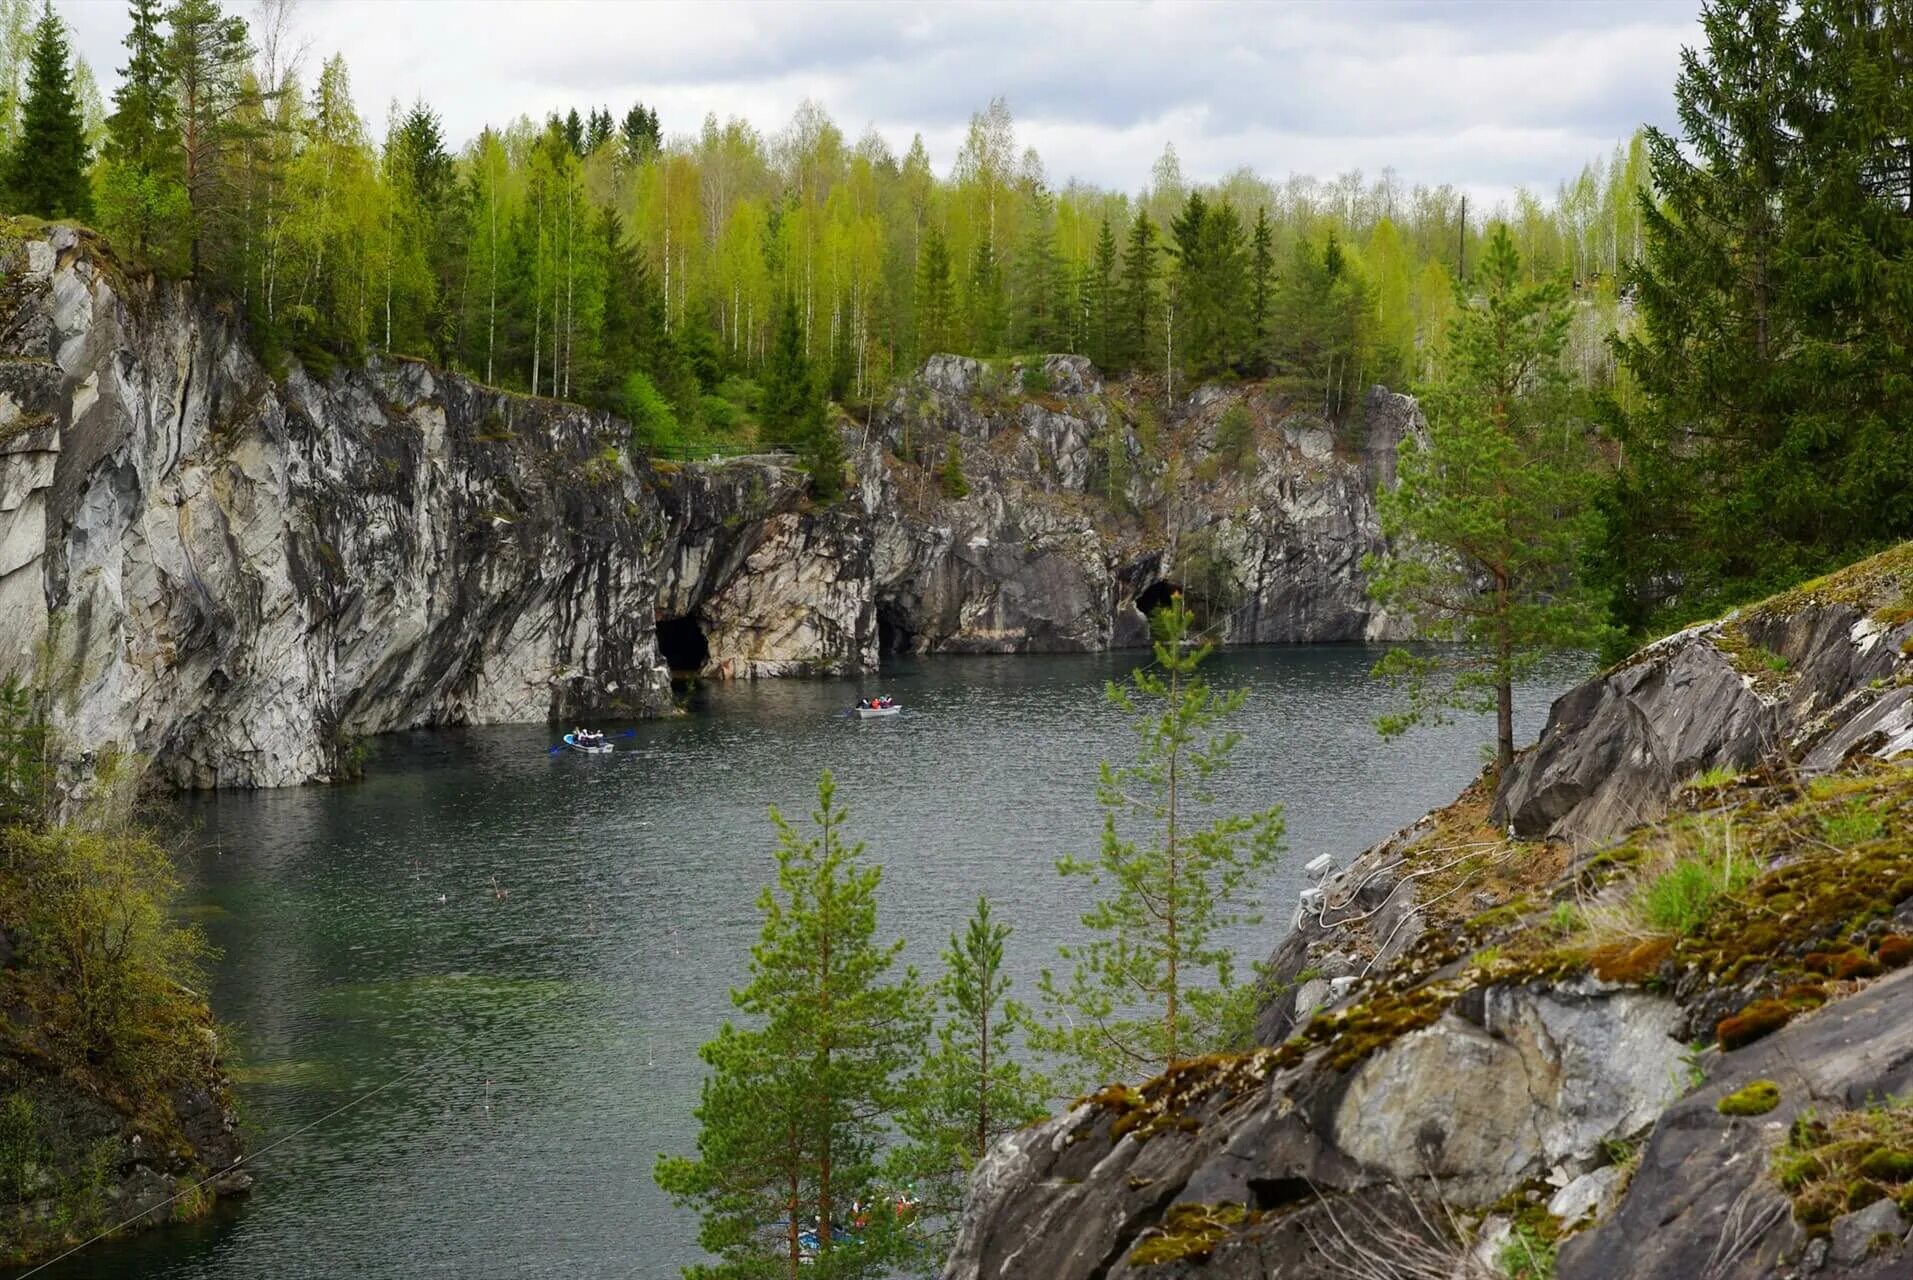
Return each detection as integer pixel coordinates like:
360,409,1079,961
1364,225,1610,777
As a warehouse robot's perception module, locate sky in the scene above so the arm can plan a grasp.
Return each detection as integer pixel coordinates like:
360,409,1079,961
59,0,1706,209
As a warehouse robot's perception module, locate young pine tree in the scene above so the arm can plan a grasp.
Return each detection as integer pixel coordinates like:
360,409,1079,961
656,772,927,1280
1035,596,1285,1083
5,3,91,221
889,897,1048,1261
1365,225,1610,777
938,437,968,500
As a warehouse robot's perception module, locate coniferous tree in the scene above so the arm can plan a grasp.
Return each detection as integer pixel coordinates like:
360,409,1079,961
1117,210,1160,375
1248,205,1274,370
1366,226,1611,775
656,772,927,1280
1012,185,1066,353
913,222,954,356
1600,0,1913,634
1035,597,1285,1082
4,3,91,220
889,897,1048,1261
1087,216,1118,372
965,233,1004,355
162,0,251,281
98,0,184,264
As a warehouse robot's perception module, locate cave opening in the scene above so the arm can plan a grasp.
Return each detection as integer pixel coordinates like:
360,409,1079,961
876,603,917,660
1134,579,1183,618
656,615,710,674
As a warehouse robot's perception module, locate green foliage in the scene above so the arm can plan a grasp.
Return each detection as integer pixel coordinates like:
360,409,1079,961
656,772,927,1280
1819,802,1884,848
1365,225,1611,772
938,438,968,500
1637,845,1757,936
1035,596,1285,1083
888,899,1048,1263
1496,1220,1558,1280
1214,404,1254,469
3,4,90,221
1168,191,1250,379
1018,361,1048,395
1598,0,1913,639
623,370,682,453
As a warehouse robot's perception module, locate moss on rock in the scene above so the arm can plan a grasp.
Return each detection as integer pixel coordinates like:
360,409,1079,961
1717,1080,1782,1116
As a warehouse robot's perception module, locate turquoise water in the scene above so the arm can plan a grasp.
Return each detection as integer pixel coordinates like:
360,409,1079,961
50,648,1581,1279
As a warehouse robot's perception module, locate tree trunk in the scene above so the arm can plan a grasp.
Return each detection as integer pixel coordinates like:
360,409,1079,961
1495,568,1514,776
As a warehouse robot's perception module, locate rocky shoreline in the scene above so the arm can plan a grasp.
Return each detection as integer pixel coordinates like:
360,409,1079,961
944,542,1913,1280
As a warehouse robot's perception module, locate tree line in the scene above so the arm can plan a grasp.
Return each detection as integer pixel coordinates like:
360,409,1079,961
2,0,1654,438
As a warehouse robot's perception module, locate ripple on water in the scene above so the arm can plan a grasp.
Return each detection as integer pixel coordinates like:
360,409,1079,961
51,648,1582,1280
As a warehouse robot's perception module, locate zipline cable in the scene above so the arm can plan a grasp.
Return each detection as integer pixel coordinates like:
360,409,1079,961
16,1018,495,1279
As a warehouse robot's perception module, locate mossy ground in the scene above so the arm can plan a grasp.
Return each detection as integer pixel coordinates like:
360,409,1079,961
1775,1097,1913,1234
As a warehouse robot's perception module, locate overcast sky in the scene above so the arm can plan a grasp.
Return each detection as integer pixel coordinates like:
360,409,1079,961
60,0,1705,208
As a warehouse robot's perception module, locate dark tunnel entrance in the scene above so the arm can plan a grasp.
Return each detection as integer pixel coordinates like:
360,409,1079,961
876,602,917,661
1134,579,1183,618
656,615,710,675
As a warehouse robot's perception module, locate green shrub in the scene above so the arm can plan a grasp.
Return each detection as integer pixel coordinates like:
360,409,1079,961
1216,403,1255,466
1020,361,1049,394
699,394,740,432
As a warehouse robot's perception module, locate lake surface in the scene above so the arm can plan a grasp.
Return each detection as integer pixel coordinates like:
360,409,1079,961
50,647,1582,1280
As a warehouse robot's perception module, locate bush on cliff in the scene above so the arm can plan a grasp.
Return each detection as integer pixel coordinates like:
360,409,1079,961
0,684,224,1263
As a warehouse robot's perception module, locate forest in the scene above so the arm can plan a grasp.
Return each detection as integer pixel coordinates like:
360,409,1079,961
0,0,1907,637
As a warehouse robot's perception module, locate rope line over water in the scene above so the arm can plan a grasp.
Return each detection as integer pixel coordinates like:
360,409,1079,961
17,1022,494,1279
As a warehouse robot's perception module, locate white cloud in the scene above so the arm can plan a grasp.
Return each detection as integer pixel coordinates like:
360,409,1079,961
59,0,1702,203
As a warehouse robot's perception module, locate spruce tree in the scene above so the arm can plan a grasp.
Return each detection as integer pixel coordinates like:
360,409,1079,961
966,233,1005,355
98,0,185,264
1012,186,1066,353
1088,216,1118,372
5,3,91,221
1035,596,1285,1082
656,772,927,1280
1602,0,1913,632
1366,226,1610,775
914,223,954,357
1248,206,1274,371
1118,210,1160,376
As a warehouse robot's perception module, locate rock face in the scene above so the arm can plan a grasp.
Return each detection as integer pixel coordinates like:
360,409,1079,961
1495,545,1913,845
1559,966,1913,1280
0,228,1417,788
868,353,1415,655
945,542,1913,1280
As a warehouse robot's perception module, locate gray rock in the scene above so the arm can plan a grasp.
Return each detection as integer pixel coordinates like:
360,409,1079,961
1547,1164,1627,1227
1496,596,1913,845
1559,967,1913,1280
1829,1199,1907,1266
